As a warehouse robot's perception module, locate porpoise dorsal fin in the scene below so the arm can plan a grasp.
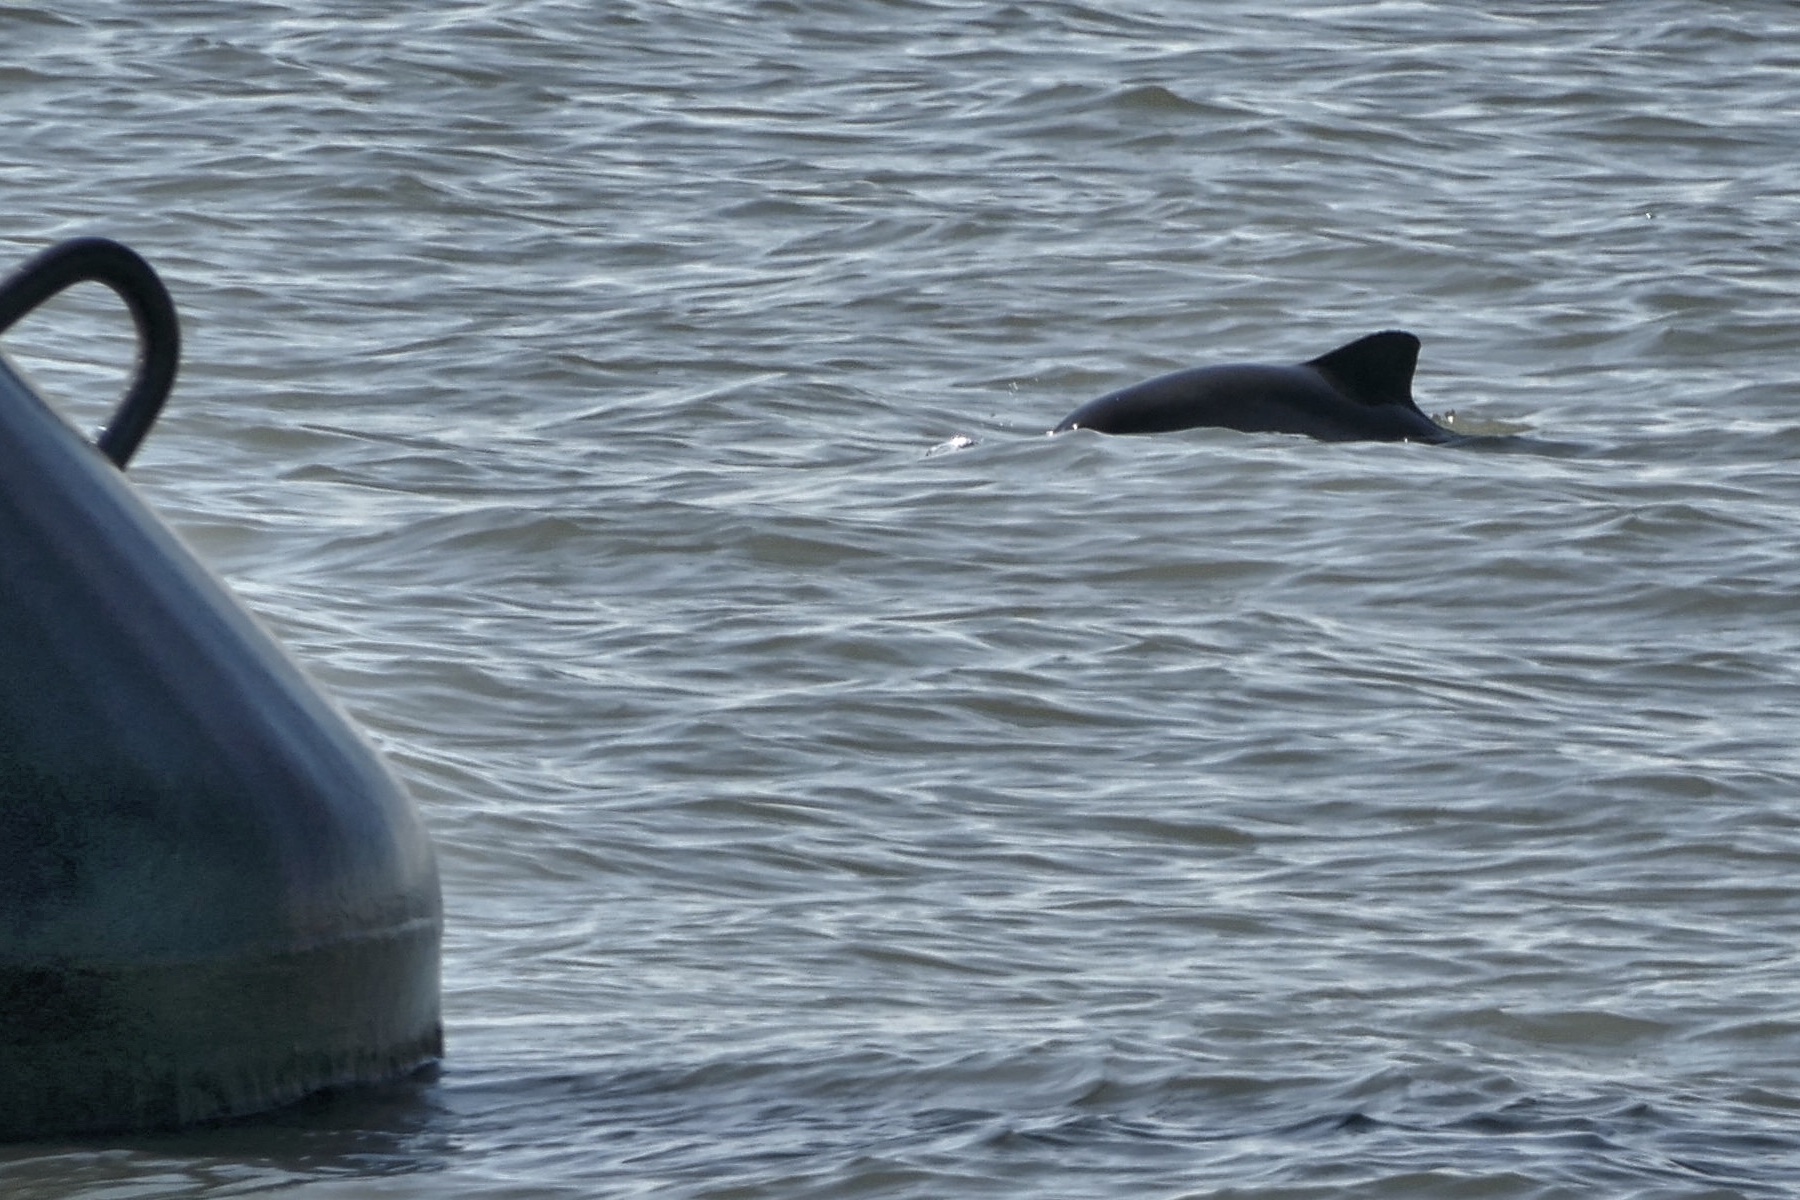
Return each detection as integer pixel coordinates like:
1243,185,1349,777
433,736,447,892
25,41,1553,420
1303,330,1420,408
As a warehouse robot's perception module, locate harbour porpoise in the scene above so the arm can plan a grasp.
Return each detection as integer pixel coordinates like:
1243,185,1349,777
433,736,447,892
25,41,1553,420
1053,330,1451,444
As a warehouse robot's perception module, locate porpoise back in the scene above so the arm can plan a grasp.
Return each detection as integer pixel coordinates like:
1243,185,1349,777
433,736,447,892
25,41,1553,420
1054,330,1450,444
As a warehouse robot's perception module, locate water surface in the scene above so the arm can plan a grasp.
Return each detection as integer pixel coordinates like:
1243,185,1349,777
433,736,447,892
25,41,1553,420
4,2,1800,1196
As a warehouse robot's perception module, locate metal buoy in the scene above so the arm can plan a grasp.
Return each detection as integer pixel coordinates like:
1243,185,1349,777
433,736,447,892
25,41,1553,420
0,239,442,1139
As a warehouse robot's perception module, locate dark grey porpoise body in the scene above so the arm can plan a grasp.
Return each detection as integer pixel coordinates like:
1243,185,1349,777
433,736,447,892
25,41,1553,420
1053,330,1450,444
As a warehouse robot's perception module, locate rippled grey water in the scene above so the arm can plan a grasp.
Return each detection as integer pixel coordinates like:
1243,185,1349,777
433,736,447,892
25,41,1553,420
6,2,1800,1196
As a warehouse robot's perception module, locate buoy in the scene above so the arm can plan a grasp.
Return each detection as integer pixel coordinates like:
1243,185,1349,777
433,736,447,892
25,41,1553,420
0,239,442,1139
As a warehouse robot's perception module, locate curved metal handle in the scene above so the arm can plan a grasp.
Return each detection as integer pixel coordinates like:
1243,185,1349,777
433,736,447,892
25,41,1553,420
0,237,181,470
